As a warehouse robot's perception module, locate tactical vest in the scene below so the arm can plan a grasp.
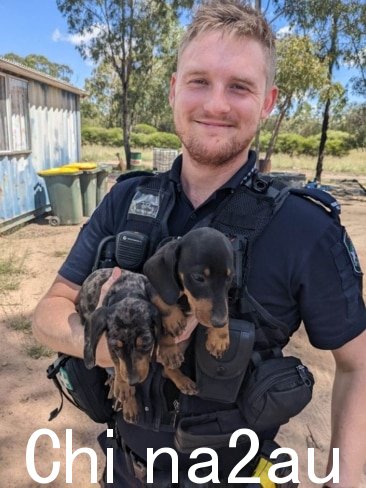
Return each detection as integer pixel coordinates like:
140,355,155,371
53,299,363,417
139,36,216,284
95,168,340,450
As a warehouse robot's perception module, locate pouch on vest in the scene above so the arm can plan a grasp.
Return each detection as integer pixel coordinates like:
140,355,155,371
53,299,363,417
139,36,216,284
47,354,114,424
237,355,314,433
195,318,255,403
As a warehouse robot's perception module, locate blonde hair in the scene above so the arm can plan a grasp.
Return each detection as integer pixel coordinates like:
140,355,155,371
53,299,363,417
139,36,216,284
178,0,276,87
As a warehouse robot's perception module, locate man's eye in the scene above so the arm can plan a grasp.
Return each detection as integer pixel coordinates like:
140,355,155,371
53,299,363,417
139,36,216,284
231,84,247,91
190,79,207,85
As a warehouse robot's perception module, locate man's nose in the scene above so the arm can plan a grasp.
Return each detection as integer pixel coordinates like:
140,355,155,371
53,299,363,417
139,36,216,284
203,85,230,115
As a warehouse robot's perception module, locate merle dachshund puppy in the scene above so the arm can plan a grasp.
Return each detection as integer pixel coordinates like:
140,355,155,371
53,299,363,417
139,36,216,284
77,268,159,423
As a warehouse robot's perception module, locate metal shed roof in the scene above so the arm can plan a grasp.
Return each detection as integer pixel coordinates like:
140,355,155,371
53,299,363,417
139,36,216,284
0,57,86,96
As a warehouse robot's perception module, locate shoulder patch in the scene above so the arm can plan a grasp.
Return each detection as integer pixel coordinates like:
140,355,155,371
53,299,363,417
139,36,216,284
343,230,362,274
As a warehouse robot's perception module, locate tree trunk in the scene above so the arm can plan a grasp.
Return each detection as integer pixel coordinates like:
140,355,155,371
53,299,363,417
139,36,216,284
315,97,331,182
314,13,339,182
264,98,290,164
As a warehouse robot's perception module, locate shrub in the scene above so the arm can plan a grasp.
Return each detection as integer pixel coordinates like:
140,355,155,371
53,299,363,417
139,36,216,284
133,123,158,134
81,126,123,146
130,132,150,148
146,132,181,149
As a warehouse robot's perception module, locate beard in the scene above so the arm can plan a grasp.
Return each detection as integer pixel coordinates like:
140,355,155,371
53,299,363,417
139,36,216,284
175,123,254,167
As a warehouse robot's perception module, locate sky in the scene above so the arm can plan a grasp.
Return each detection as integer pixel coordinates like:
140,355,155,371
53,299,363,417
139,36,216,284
0,0,362,102
0,0,94,88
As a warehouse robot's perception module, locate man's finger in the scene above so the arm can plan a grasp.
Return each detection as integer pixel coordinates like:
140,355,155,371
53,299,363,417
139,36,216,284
173,315,198,343
97,267,122,308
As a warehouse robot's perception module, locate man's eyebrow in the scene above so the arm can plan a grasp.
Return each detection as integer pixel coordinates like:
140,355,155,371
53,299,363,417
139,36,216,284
182,70,257,87
230,77,257,88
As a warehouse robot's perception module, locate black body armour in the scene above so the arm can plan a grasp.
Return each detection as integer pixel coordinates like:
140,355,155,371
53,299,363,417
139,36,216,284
46,164,343,459
93,168,340,450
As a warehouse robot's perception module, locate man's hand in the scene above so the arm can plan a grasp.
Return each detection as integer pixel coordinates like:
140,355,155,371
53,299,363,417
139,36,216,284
96,267,122,308
173,315,199,343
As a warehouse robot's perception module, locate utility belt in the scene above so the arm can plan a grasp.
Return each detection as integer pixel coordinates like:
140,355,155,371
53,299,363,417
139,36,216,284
47,317,314,449
120,435,299,487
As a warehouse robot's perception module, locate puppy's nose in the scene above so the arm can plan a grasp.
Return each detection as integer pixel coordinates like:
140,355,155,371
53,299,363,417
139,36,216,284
128,374,140,386
211,319,227,328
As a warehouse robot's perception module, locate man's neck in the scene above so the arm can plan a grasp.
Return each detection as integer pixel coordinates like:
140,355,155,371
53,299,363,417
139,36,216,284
180,150,250,208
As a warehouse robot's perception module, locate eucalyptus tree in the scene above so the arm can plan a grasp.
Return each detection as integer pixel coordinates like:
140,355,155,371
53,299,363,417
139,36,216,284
2,53,73,82
56,0,194,168
273,0,366,181
263,35,327,164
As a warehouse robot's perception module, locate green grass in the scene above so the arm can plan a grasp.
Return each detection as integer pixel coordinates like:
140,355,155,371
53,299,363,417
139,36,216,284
7,313,32,332
82,144,365,177
0,254,27,293
24,341,54,359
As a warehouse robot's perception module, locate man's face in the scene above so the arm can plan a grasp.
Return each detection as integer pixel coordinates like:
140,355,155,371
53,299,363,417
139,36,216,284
169,31,277,167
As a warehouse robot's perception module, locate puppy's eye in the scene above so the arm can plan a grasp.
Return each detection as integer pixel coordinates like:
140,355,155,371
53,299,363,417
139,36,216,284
191,273,205,283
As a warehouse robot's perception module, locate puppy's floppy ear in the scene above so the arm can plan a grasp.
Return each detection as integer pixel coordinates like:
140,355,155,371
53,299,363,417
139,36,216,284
143,240,181,305
84,307,108,369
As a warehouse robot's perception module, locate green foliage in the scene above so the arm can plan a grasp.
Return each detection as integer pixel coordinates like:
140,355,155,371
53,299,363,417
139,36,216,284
82,126,180,149
57,0,194,166
2,52,73,82
260,130,355,157
145,132,181,149
133,124,158,134
81,126,123,146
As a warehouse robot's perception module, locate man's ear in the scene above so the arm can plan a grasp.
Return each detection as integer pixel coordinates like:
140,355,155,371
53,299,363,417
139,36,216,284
83,307,108,369
261,85,278,120
169,73,177,108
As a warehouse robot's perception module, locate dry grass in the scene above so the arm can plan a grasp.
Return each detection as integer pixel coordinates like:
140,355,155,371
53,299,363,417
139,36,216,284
82,145,365,178
266,149,366,178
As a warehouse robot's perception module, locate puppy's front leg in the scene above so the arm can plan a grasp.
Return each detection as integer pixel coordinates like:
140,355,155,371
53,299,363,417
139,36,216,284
157,334,185,369
163,367,198,395
150,295,187,337
205,324,230,358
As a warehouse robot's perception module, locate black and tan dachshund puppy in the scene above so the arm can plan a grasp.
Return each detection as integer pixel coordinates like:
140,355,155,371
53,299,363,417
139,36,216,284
77,268,159,423
143,227,234,389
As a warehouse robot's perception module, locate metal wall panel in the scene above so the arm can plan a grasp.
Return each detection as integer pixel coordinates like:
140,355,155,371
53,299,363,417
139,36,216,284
0,76,81,229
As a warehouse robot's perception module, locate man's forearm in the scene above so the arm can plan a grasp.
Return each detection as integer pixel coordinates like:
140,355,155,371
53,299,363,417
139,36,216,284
326,368,366,488
33,295,85,358
32,274,114,367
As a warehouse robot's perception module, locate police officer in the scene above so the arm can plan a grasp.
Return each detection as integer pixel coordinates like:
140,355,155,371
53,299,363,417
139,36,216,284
33,1,366,487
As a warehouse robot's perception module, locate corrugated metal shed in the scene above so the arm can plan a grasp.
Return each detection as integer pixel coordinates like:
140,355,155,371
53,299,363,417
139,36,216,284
0,58,86,232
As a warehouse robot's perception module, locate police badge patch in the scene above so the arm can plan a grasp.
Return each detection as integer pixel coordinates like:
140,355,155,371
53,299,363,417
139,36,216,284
343,230,362,274
128,190,160,218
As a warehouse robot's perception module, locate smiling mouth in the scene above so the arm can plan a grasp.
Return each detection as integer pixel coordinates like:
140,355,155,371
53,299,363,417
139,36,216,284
196,120,234,128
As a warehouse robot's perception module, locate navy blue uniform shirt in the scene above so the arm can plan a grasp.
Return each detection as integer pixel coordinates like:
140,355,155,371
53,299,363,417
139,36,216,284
59,151,366,350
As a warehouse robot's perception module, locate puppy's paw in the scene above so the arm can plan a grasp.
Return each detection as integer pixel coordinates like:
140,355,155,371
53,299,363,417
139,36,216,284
177,378,198,396
114,380,134,403
206,330,230,359
163,312,187,337
122,397,139,424
159,345,184,369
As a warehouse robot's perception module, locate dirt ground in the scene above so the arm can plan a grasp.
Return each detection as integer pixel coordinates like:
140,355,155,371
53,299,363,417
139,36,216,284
0,189,365,487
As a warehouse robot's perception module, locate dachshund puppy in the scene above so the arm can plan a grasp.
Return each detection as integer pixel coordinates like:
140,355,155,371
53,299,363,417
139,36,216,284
143,227,234,389
77,268,159,423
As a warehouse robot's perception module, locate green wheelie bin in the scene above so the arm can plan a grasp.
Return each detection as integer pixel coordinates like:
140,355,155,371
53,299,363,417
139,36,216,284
63,163,99,217
96,164,112,205
37,167,83,226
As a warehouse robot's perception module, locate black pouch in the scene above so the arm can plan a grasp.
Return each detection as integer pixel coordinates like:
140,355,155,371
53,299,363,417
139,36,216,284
237,355,314,432
195,318,255,403
47,354,114,424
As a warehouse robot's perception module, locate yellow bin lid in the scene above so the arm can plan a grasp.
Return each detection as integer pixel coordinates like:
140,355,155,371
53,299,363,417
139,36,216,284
38,167,81,176
64,162,98,170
